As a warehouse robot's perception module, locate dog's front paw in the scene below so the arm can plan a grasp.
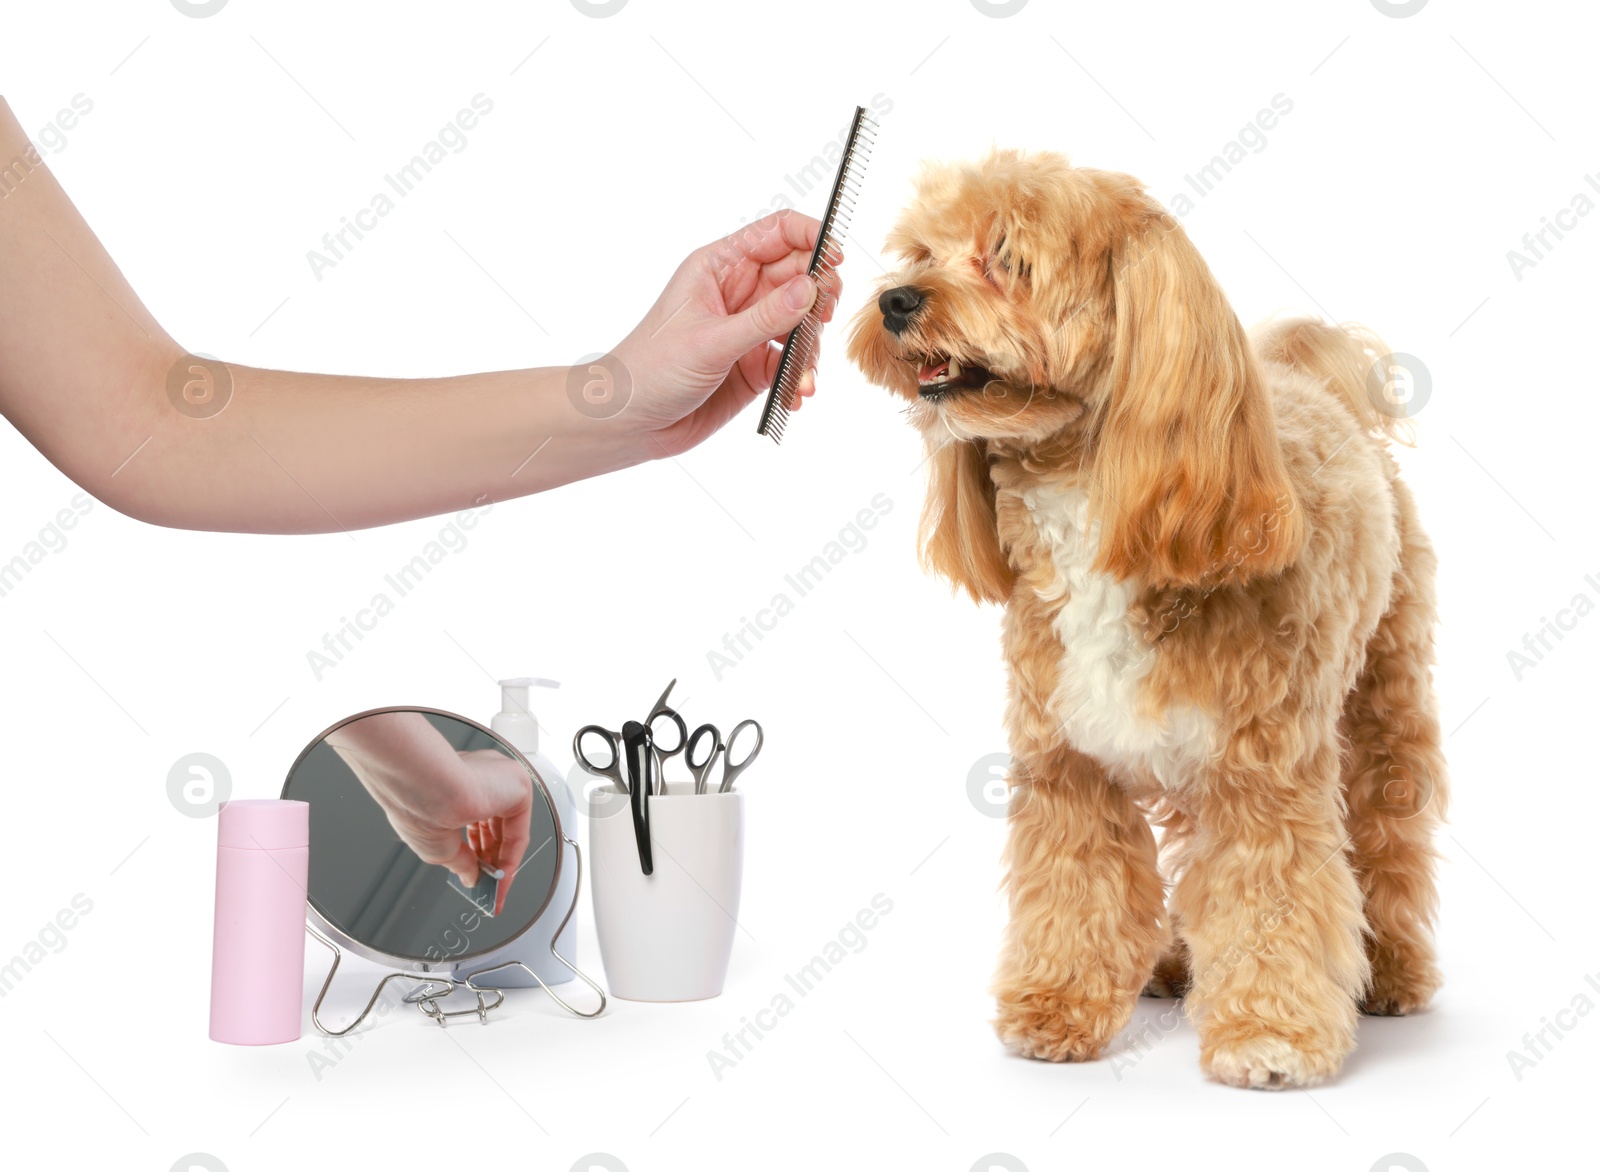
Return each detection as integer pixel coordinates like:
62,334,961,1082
1361,941,1440,1016
994,990,1132,1062
1201,1029,1346,1090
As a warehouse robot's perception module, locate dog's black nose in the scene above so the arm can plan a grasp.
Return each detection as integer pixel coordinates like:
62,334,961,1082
879,285,925,334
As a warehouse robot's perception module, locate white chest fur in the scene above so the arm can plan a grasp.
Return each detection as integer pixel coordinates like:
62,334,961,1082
1020,485,1218,788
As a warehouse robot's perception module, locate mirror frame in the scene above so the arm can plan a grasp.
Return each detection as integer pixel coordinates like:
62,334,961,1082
280,705,566,971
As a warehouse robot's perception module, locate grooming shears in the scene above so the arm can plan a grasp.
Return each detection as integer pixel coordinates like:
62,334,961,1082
684,718,764,794
572,721,655,874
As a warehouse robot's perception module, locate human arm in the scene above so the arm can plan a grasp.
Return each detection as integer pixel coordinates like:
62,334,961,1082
0,96,834,533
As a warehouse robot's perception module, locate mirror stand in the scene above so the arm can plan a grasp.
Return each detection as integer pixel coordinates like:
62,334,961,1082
307,834,606,1035
305,923,496,1036
461,835,607,1020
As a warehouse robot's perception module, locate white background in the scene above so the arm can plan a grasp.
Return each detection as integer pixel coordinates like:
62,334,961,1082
1,1,1595,1169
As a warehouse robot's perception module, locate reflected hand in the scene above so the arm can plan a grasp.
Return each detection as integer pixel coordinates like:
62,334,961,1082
452,749,536,915
325,714,534,915
370,747,532,890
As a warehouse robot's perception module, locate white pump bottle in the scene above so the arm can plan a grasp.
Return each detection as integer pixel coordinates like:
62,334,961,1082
490,676,578,985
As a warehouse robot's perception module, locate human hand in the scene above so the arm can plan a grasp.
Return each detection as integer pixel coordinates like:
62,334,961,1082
610,210,841,456
366,749,533,916
326,714,534,915
408,748,530,876
447,750,536,915
353,749,534,890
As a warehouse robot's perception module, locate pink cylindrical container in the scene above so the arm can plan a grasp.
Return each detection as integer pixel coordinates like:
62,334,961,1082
209,799,309,1045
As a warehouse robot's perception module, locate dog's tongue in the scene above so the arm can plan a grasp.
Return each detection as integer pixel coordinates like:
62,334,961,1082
919,358,950,382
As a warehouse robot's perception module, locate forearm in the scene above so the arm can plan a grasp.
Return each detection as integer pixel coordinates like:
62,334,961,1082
96,358,646,533
326,712,462,804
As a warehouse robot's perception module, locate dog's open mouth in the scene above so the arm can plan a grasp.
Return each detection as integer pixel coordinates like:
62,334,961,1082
916,353,994,400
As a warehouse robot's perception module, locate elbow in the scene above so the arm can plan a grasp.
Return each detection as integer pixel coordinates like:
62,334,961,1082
89,475,193,531
59,347,243,531
59,461,185,532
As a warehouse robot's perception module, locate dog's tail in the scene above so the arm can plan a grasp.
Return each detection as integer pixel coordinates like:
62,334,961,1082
1252,316,1413,444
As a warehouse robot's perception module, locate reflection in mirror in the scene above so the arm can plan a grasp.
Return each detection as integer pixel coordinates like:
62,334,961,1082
283,710,560,965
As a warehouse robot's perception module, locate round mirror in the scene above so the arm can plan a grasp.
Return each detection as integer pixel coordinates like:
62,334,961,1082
282,707,562,968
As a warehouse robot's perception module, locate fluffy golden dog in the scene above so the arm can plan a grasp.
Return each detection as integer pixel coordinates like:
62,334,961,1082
846,150,1446,1088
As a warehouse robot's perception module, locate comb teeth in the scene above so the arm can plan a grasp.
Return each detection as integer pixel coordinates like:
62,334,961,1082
757,105,878,443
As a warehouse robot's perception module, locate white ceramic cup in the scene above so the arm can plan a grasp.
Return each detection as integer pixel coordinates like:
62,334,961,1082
589,780,744,1002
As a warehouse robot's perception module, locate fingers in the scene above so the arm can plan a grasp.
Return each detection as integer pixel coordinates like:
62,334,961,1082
710,273,817,361
742,338,818,407
749,341,782,397
673,329,822,448
712,209,822,266
756,251,813,296
699,211,835,317
752,252,841,322
475,817,504,868
819,283,840,324
443,839,481,889
495,808,532,917
794,356,818,407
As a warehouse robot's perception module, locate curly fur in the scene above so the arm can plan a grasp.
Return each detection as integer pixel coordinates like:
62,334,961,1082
846,150,1446,1089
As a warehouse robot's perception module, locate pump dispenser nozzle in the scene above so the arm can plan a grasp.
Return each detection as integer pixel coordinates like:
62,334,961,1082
494,677,559,757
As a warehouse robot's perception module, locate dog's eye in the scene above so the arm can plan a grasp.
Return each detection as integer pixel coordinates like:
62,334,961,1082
984,233,1022,288
993,246,1030,286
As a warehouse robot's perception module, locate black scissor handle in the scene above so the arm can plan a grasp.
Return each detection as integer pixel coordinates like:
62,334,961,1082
572,725,624,781
685,723,721,771
647,707,688,757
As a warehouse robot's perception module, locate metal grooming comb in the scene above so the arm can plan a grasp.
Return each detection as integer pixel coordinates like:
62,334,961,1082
756,104,878,443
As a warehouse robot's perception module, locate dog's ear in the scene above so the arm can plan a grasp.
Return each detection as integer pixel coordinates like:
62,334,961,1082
1091,213,1304,588
921,439,1014,604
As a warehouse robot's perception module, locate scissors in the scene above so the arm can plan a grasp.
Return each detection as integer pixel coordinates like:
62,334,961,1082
572,721,655,874
685,719,764,794
684,723,723,795
572,724,629,794
644,679,689,794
